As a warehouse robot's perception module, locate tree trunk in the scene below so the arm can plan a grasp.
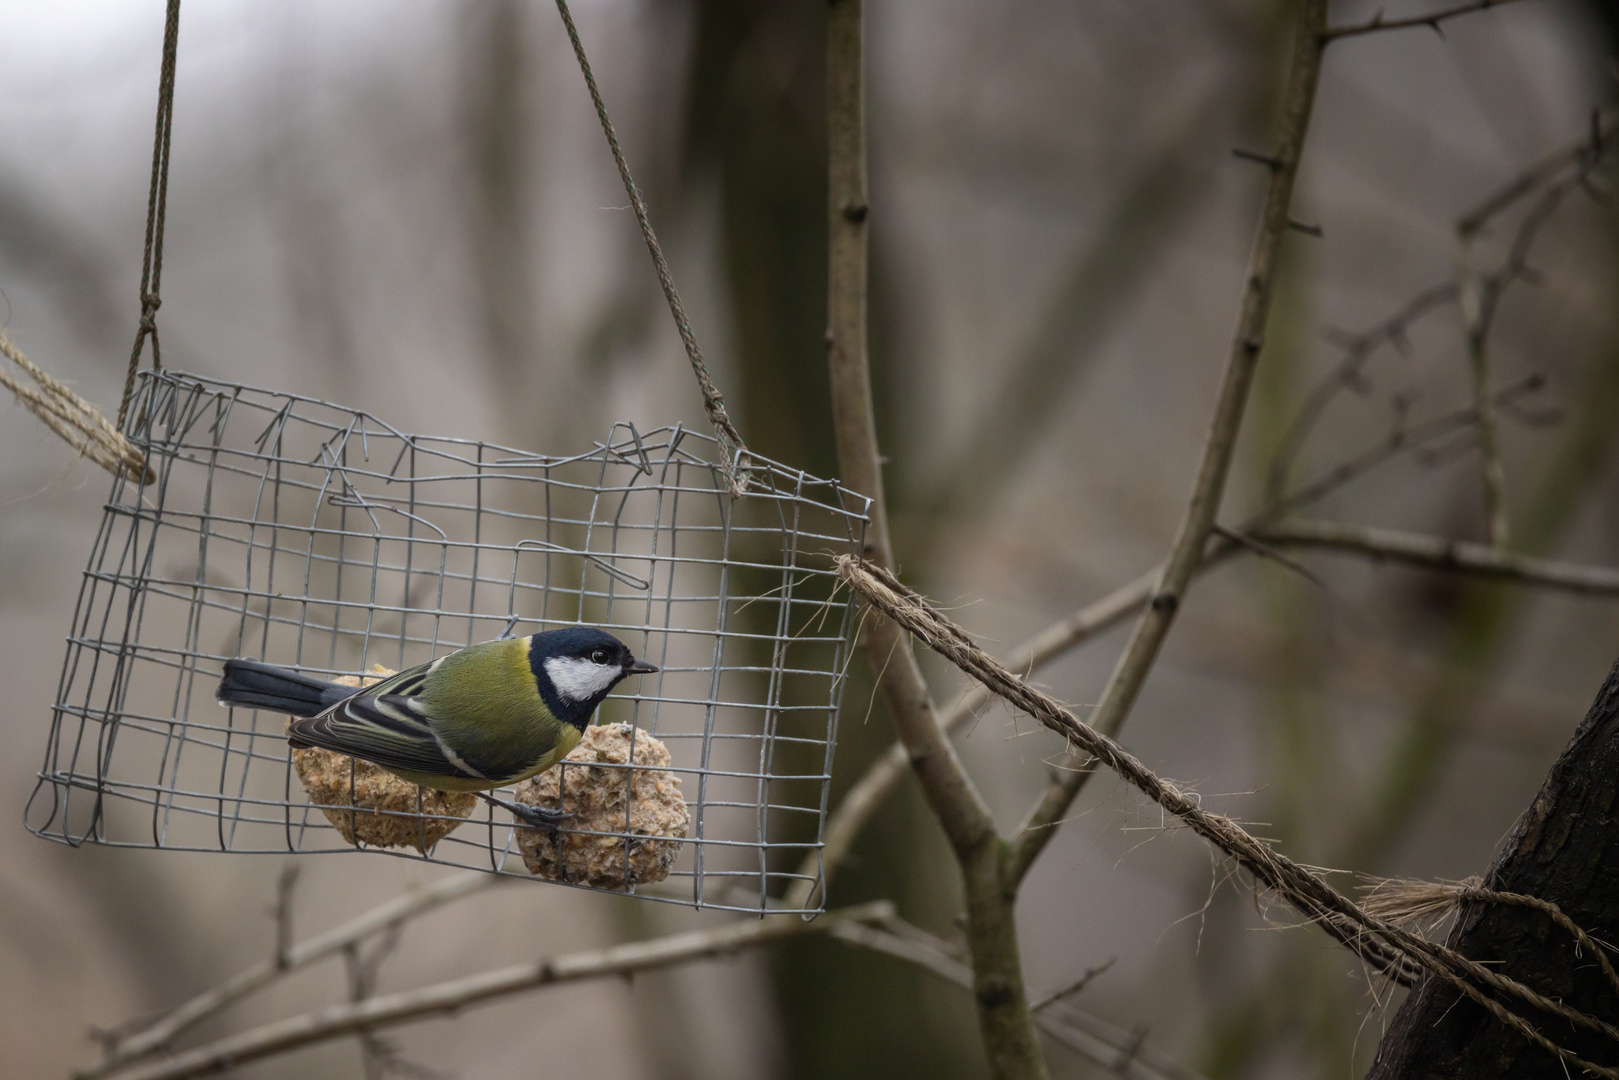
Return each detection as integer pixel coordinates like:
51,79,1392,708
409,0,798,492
1368,657,1619,1078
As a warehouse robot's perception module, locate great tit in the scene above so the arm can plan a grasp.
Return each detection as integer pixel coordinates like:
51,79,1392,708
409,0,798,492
217,627,658,826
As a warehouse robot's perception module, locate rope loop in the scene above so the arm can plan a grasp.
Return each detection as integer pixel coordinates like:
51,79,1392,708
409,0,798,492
118,0,182,431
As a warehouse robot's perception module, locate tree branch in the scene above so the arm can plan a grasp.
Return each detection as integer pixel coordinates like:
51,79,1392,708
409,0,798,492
83,872,497,1078
1322,0,1532,43
830,921,1207,1080
99,902,896,1080
1251,520,1619,595
825,5,1045,1078
1457,108,1615,239
1007,0,1330,883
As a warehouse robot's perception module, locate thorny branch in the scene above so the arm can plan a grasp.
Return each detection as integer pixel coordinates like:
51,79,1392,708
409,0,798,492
1321,0,1533,42
1269,110,1612,505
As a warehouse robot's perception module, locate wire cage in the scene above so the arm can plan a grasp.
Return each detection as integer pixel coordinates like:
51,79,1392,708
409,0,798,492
27,371,869,914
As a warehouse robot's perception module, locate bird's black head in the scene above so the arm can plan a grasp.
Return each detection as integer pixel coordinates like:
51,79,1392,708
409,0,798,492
525,626,658,729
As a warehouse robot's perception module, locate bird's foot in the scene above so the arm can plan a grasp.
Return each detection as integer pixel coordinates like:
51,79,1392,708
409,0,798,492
480,792,572,842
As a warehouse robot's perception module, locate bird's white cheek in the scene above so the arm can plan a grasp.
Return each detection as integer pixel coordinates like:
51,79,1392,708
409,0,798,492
544,656,619,703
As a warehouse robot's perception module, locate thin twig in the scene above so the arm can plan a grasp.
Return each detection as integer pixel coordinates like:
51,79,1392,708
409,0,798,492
1459,108,1616,237
99,902,895,1080
272,864,300,970
1252,519,1619,595
1007,0,1330,884
1211,524,1327,590
830,924,1205,1080
1266,282,1455,500
1321,0,1532,43
1029,958,1116,1013
82,872,497,1077
1270,110,1610,509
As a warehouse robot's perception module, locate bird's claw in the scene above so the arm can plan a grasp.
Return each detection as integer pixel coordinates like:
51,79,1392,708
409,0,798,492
479,792,572,842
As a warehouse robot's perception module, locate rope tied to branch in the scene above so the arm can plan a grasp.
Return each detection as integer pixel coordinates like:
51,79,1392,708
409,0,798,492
117,0,182,431
836,554,1619,1079
551,0,749,497
1,330,152,481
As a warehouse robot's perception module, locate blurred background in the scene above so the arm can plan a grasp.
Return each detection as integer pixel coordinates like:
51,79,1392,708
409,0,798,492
2,1,1618,1077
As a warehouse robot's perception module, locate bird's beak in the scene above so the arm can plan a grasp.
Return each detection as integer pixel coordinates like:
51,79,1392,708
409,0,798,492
626,658,659,675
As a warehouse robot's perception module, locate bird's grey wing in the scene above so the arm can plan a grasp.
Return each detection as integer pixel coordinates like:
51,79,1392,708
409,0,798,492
287,691,485,782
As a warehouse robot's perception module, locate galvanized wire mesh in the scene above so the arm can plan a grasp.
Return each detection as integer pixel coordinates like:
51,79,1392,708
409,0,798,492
27,371,869,914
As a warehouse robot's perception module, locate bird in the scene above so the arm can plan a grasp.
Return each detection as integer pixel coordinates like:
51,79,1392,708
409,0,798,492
216,626,658,827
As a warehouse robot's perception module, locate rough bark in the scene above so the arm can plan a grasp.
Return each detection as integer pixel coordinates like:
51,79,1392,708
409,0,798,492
1368,657,1619,1078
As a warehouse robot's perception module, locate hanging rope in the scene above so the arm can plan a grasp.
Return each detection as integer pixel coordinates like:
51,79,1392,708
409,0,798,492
117,0,182,430
551,0,750,497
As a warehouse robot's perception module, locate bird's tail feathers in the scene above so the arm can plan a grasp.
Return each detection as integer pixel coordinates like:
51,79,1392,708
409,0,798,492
218,658,349,717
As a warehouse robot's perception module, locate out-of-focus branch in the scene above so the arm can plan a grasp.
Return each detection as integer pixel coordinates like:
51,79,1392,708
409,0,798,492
825,4,1045,1078
1270,111,1611,524
1008,0,1330,883
82,872,497,1078
830,921,1207,1080
1274,374,1544,516
1456,243,1509,546
1321,0,1532,43
1252,520,1619,595
1266,282,1456,501
98,902,896,1080
1458,109,1615,238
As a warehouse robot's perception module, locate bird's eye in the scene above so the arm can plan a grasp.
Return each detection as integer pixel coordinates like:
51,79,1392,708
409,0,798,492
590,648,609,665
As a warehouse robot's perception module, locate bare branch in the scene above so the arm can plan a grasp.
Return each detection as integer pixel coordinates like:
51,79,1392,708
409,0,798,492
84,872,497,1077
1029,958,1116,1013
1251,519,1619,595
1008,0,1330,882
1266,282,1455,500
825,0,992,860
784,560,1173,910
825,6,1045,1077
1457,108,1615,237
99,902,895,1080
1455,246,1511,547
830,923,1203,1080
272,863,300,970
1322,0,1533,43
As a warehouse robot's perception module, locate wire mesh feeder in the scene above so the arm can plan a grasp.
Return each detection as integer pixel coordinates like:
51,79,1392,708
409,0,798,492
27,371,869,914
